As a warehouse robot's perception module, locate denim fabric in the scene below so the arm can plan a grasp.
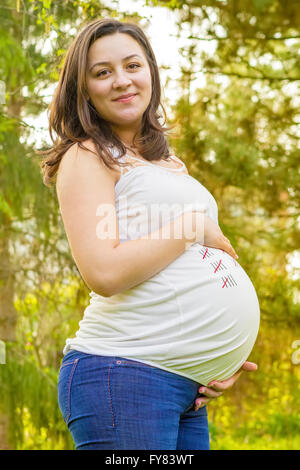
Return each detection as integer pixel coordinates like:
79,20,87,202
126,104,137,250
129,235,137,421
57,349,209,450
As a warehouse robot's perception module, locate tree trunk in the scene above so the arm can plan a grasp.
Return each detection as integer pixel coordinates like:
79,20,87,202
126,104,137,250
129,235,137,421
0,222,17,341
0,413,11,450
0,218,17,450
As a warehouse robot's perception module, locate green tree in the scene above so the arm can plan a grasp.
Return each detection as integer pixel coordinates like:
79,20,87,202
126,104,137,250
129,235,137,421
0,0,145,449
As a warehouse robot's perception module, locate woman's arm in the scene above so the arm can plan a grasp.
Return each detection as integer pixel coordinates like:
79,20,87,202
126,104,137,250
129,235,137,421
104,212,238,296
104,211,204,296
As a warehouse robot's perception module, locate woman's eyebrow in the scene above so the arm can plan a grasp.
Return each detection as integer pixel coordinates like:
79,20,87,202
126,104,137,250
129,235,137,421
89,54,143,72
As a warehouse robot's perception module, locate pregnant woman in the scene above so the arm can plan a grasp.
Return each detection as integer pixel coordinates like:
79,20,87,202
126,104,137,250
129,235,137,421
40,18,260,450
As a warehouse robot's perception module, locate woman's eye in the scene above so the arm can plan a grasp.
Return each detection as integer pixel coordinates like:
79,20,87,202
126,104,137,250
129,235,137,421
96,63,141,77
128,63,141,69
96,70,109,77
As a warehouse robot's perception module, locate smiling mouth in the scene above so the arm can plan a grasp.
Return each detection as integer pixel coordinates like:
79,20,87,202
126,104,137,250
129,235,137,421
114,94,137,103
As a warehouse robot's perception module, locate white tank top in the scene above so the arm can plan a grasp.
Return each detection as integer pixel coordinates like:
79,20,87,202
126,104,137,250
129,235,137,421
63,146,260,386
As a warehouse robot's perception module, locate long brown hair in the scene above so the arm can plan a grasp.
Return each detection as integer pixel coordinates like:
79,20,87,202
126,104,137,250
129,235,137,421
38,18,175,187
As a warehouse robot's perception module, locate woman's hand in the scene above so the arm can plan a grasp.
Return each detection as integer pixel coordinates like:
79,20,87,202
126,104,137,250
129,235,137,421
193,212,238,260
194,361,258,410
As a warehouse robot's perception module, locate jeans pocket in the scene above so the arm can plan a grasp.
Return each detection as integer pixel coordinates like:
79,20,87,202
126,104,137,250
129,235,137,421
57,358,80,425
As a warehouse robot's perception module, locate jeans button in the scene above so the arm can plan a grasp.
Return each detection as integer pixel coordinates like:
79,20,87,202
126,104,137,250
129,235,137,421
116,360,122,364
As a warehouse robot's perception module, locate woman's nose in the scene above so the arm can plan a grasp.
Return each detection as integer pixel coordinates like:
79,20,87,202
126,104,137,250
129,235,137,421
113,72,132,88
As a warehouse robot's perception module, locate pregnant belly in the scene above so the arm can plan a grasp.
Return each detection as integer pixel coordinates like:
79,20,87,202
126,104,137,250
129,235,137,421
158,244,261,385
81,244,260,386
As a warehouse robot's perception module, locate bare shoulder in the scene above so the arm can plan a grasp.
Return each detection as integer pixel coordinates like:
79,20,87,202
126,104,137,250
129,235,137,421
59,139,104,167
78,138,103,162
82,138,121,182
57,139,117,184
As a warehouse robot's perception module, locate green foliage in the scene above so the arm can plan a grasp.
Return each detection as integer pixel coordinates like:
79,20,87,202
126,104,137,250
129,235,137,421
0,0,299,450
0,276,86,449
0,342,72,449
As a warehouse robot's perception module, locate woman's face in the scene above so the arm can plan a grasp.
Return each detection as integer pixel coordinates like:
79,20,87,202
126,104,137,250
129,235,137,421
86,32,152,135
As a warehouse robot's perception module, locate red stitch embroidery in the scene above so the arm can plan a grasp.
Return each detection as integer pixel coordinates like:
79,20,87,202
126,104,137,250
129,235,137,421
222,277,229,288
203,248,208,259
214,259,222,273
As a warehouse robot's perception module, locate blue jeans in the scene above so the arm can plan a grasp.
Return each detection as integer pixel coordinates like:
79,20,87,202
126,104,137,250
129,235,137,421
57,350,210,450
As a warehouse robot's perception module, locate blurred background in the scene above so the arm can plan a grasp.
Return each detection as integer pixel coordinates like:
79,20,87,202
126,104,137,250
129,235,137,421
0,0,299,450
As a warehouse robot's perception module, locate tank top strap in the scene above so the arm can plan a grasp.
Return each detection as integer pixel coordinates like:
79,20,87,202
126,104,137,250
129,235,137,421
121,155,150,166
109,146,186,174
118,158,127,175
168,154,186,170
109,146,130,175
122,154,186,172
